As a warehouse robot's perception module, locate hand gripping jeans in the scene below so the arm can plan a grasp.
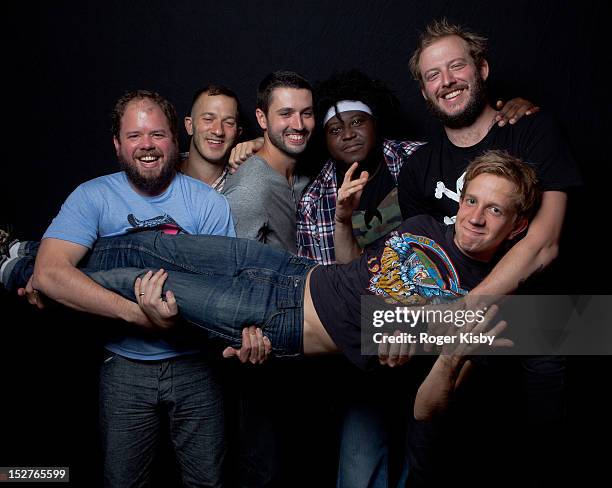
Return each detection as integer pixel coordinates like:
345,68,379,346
83,231,317,357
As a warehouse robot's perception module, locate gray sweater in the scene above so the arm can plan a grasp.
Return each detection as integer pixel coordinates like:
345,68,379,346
222,155,308,253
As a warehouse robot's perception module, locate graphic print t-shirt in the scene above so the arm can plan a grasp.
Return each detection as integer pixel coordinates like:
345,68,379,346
43,171,235,360
310,215,492,369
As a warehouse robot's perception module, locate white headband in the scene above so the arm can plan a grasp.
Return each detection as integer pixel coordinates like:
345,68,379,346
323,100,373,126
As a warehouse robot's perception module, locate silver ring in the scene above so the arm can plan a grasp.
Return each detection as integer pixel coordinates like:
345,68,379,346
139,292,146,296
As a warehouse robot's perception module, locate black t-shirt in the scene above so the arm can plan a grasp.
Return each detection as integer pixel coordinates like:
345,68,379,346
310,215,493,370
398,112,582,223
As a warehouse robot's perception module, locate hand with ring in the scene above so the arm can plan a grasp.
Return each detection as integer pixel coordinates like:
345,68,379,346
134,269,180,329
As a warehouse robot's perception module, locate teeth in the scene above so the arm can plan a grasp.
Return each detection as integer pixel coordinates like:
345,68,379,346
139,156,158,162
287,134,303,141
443,90,463,100
207,139,223,144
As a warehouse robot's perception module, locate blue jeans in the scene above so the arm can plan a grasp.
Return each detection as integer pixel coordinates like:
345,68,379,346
84,231,316,357
4,240,228,486
336,367,412,488
337,402,390,488
100,352,225,488
0,239,39,291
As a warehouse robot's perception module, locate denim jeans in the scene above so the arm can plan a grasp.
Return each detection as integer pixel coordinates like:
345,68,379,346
84,231,316,357
336,367,413,488
100,351,225,488
0,239,39,291
337,402,390,488
337,404,411,488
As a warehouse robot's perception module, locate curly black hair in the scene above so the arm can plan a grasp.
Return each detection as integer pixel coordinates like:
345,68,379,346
315,69,402,139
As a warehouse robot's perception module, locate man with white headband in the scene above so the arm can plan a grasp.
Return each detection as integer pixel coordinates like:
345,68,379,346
299,70,426,488
322,99,373,124
297,71,425,266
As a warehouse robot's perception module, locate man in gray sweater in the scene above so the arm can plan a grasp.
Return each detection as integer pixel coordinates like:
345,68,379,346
221,71,315,487
223,71,313,253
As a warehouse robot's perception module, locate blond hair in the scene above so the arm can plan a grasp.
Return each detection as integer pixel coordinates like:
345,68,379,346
462,150,541,220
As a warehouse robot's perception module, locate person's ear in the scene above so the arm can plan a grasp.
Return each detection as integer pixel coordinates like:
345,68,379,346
255,108,267,130
508,216,528,240
184,116,194,136
113,136,120,153
480,59,490,82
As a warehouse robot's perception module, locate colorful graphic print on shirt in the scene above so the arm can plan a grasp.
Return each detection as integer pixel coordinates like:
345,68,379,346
127,214,185,235
367,231,468,305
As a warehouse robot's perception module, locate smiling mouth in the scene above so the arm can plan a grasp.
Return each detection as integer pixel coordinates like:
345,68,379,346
286,133,306,144
463,226,485,236
137,155,161,167
206,138,225,147
440,86,467,101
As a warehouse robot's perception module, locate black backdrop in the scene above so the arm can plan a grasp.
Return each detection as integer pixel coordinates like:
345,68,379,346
2,1,609,486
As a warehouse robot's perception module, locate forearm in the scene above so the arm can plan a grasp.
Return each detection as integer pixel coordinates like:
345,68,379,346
414,355,463,421
333,217,361,264
470,234,558,297
32,262,146,324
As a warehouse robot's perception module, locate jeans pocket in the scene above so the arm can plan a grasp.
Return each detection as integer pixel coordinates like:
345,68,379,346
245,268,293,288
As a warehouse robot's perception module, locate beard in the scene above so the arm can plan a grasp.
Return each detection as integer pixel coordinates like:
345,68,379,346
118,147,179,195
268,128,310,156
426,74,488,129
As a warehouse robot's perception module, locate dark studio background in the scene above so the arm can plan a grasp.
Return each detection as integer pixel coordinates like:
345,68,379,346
1,1,610,486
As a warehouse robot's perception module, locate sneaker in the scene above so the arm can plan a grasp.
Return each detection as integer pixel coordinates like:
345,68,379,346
0,224,17,258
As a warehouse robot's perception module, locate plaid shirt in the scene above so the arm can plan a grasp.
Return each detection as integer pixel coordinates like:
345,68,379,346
296,139,425,264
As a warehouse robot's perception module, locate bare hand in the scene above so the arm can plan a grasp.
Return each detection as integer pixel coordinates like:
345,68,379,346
228,137,264,173
378,329,416,367
134,269,179,329
437,304,513,363
336,162,369,224
17,276,47,309
495,98,540,126
222,326,273,364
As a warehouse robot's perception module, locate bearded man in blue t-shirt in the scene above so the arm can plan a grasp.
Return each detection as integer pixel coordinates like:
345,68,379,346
12,90,265,488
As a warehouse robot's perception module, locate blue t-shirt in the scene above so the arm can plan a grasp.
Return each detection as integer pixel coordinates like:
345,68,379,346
43,171,235,360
